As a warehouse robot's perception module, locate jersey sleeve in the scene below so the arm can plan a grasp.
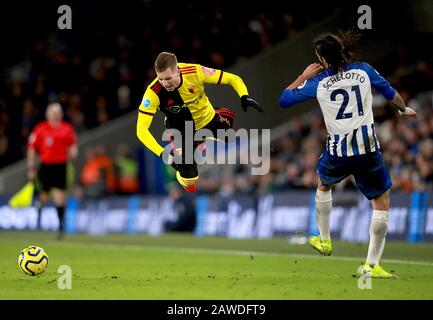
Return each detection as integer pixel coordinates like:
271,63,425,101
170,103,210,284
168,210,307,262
136,87,164,156
67,125,77,146
197,65,224,85
361,62,396,100
279,78,318,108
198,64,249,97
138,86,160,116
136,112,165,157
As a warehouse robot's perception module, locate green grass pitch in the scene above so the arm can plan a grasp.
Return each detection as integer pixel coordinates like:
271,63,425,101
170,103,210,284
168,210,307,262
1,231,433,299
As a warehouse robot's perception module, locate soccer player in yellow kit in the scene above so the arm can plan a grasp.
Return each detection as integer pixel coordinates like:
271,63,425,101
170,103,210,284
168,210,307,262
136,52,262,192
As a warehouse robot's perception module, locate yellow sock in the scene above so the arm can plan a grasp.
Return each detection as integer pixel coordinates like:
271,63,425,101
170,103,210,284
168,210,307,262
176,171,199,187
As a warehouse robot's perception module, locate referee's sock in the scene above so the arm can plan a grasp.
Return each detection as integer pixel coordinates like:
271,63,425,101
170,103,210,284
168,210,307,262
56,206,65,232
35,200,42,230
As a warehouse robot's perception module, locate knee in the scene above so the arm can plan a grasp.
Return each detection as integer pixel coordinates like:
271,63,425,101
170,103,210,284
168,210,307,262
372,192,390,211
317,177,332,192
316,187,332,202
177,164,198,179
318,184,332,192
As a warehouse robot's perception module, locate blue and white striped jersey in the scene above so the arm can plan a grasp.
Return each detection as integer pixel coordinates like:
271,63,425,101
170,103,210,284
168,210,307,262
280,62,397,157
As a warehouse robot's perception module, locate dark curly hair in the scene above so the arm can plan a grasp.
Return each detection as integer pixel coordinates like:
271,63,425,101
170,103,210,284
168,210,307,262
314,30,360,73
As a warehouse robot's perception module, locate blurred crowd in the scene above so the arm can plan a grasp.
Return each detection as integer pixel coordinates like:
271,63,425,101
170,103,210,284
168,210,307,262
77,143,139,198
0,0,329,169
1,1,432,196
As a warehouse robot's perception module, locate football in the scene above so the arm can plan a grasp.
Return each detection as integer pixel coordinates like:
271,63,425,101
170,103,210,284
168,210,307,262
18,246,49,276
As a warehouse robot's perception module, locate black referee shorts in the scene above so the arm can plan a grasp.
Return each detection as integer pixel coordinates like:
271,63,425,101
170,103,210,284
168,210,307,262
38,163,67,192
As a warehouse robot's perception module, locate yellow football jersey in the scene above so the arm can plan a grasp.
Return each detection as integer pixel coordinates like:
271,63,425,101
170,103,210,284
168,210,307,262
137,63,248,156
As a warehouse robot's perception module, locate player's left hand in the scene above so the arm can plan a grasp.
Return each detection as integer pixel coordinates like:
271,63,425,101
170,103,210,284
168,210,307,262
241,95,263,112
399,107,417,118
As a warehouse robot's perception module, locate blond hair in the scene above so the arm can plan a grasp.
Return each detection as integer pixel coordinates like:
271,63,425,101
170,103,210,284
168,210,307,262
154,52,178,72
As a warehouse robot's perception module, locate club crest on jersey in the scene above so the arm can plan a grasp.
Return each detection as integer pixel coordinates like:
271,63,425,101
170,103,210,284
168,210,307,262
141,97,151,108
201,66,216,76
188,86,195,93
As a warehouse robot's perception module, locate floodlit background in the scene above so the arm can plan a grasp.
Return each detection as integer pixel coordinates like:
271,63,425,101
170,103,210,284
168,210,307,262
0,0,432,300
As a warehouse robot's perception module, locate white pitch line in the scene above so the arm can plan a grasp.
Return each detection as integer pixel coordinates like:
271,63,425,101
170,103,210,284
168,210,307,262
49,240,433,267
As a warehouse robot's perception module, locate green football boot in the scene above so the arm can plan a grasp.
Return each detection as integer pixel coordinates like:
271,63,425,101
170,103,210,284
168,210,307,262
308,235,333,256
359,263,396,279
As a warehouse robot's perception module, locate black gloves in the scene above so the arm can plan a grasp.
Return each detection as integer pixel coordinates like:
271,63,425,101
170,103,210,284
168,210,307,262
241,95,263,112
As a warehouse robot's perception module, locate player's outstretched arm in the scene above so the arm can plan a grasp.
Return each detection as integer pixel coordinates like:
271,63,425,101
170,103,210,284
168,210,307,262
220,71,263,112
390,91,417,118
361,62,416,118
221,72,263,112
199,65,263,112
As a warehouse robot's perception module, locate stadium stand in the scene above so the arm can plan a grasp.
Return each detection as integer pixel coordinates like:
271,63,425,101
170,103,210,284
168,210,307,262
0,1,432,195
0,0,332,169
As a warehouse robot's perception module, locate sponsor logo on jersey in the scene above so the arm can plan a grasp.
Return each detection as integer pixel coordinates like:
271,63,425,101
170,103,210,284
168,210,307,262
298,80,307,89
201,66,216,76
167,104,185,113
218,114,231,126
141,97,151,108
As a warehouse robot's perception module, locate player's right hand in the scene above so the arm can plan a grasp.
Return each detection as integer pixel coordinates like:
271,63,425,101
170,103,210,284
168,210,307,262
398,107,417,118
302,63,323,80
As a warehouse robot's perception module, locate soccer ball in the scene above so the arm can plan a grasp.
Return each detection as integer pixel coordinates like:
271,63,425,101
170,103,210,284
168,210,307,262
18,246,49,276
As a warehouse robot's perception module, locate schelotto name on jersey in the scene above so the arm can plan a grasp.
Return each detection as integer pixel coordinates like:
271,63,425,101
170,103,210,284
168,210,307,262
322,71,366,90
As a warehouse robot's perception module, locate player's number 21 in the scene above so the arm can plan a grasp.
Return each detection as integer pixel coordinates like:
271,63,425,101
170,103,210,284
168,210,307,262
331,85,364,120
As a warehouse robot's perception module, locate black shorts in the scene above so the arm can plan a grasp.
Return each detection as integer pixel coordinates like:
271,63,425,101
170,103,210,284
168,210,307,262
201,107,235,138
166,107,235,178
38,163,67,192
